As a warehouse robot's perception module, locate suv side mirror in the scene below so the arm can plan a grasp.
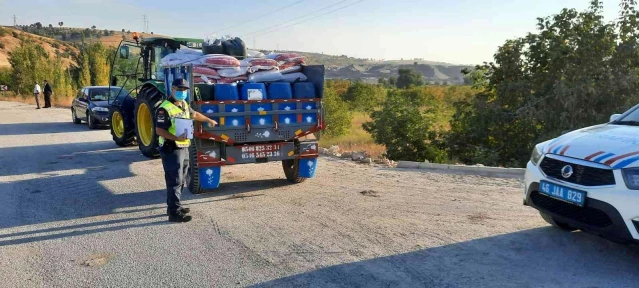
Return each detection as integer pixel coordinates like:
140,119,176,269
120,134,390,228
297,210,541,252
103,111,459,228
610,114,622,122
119,46,130,59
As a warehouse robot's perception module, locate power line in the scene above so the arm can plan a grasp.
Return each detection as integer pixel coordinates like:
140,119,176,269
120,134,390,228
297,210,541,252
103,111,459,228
213,0,306,34
240,0,350,38
251,0,365,38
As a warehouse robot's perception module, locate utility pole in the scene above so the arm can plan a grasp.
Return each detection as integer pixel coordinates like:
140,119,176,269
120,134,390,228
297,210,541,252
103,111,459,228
142,14,149,33
13,15,17,27
253,38,256,49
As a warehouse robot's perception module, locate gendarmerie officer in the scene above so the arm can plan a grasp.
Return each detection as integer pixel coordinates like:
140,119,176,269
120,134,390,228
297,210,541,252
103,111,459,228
155,78,217,222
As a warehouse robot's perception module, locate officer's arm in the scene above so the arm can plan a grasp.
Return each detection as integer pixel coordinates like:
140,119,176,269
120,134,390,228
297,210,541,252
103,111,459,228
191,109,217,125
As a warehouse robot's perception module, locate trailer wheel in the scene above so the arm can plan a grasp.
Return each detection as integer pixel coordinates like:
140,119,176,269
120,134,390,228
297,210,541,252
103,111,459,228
110,106,135,147
134,86,163,158
187,143,207,194
282,159,307,183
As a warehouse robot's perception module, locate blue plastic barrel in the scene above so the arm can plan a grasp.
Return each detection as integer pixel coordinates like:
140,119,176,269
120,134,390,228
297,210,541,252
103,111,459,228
240,83,267,101
199,167,221,189
268,83,293,100
200,105,220,127
302,102,317,124
293,82,316,99
278,103,296,125
250,103,273,126
298,158,318,178
224,104,245,127
214,84,239,101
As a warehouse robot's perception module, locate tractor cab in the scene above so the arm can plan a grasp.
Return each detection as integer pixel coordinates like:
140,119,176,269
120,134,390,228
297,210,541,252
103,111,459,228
107,35,204,157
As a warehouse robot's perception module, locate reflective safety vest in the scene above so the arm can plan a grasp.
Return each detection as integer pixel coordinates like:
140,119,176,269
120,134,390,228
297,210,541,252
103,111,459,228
157,100,191,148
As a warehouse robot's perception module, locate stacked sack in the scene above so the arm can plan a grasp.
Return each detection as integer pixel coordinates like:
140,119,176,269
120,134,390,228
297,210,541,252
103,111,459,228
163,49,309,85
265,52,307,82
192,55,248,84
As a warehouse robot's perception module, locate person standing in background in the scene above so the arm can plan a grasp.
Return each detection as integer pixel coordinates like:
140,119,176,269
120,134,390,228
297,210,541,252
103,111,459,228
33,82,41,109
43,80,52,108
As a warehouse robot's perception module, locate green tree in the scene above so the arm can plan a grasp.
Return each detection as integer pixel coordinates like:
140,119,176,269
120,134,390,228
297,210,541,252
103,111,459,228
363,90,447,162
445,0,639,167
79,52,91,87
396,68,424,89
323,86,352,137
341,81,386,112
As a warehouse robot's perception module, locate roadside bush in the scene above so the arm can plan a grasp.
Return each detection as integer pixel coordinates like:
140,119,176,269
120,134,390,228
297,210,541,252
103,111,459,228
323,86,352,137
0,27,7,37
0,42,5,49
363,90,447,162
341,81,386,112
12,31,18,38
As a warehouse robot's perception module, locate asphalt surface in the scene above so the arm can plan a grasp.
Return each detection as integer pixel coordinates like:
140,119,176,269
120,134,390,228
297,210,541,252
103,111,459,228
1,101,638,288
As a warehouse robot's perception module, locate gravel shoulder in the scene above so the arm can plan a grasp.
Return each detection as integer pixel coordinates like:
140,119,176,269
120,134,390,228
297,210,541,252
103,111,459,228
0,101,638,288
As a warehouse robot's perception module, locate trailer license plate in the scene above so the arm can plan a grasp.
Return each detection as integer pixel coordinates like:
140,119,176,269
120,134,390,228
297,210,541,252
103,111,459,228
241,144,282,159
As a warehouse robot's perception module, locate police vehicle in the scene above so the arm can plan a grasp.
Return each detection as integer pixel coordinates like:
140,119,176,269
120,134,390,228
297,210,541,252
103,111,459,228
524,106,639,244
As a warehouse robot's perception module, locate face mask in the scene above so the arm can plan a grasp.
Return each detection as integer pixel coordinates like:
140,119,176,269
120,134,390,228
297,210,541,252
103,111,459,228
174,90,188,101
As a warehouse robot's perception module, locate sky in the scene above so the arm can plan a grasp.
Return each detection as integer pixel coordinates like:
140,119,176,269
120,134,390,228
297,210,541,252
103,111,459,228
0,0,622,65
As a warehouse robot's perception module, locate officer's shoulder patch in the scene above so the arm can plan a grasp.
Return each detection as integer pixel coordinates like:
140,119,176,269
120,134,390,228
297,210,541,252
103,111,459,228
156,109,166,123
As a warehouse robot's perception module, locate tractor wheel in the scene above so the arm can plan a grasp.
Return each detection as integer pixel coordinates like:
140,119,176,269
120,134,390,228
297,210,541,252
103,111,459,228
187,143,207,195
134,86,164,158
282,159,307,184
110,106,135,147
87,111,98,129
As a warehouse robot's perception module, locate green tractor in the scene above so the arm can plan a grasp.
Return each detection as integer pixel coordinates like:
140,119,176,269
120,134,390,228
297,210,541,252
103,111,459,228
108,35,203,158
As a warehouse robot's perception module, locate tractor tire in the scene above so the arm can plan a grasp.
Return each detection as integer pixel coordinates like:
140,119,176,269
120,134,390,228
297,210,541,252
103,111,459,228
134,86,164,158
282,159,307,184
110,106,135,147
87,111,98,129
72,108,81,124
187,143,207,195
539,211,578,231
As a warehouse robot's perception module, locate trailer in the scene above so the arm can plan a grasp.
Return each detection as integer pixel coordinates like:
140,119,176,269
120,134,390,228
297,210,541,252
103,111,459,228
107,35,325,193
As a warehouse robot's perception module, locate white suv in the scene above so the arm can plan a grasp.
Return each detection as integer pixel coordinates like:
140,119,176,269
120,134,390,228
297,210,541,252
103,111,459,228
524,106,639,244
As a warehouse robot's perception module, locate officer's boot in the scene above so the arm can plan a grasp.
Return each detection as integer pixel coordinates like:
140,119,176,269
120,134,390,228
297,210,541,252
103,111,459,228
168,210,192,223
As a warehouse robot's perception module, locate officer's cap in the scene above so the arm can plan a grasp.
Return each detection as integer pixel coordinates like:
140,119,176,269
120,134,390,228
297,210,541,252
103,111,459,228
172,78,189,89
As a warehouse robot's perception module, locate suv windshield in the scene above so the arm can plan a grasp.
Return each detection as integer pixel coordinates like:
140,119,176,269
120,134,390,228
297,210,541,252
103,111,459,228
89,88,129,101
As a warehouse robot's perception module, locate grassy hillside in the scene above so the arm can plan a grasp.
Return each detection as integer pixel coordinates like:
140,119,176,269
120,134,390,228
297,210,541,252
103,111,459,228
0,27,78,68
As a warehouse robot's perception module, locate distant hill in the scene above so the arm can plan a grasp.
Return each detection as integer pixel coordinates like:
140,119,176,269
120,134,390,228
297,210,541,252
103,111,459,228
270,51,473,84
0,26,473,83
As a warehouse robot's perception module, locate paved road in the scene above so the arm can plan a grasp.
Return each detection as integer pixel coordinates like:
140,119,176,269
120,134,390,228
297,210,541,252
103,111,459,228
1,101,638,288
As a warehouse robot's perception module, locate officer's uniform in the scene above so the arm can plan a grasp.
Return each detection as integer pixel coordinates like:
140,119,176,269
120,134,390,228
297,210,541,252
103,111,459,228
155,95,196,215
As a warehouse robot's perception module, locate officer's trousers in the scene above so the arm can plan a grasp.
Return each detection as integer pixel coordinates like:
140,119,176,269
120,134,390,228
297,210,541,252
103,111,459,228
160,146,189,213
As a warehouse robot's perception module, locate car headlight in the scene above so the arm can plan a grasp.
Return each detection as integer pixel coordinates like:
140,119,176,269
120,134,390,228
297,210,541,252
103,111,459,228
530,146,543,165
622,168,639,190
92,107,109,112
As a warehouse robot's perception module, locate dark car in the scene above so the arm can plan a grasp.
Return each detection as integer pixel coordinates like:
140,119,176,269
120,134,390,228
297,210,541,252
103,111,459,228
71,86,128,129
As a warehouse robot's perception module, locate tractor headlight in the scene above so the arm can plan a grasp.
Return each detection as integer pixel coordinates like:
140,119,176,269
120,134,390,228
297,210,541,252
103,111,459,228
92,107,109,112
530,145,543,166
622,168,639,190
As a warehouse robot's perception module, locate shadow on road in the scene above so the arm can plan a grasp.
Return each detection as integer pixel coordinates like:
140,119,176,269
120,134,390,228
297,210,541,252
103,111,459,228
0,122,104,136
0,139,294,246
0,141,140,177
252,228,639,288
